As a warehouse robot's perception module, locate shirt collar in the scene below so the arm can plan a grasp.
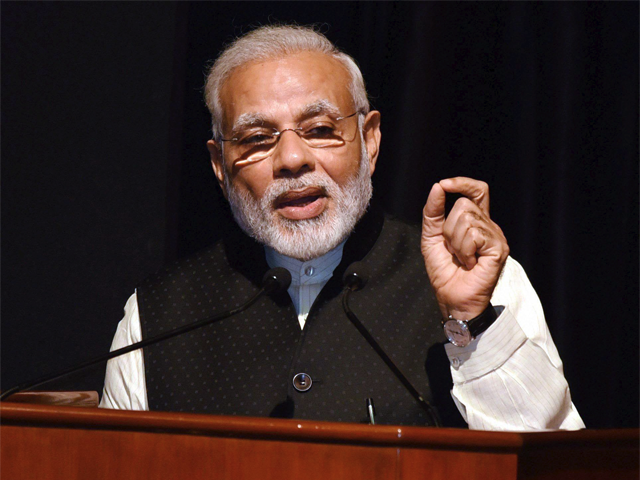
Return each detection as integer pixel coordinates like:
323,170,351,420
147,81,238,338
264,241,346,287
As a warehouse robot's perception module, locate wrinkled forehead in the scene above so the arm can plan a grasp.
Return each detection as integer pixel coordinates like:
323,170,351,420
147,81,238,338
219,52,355,132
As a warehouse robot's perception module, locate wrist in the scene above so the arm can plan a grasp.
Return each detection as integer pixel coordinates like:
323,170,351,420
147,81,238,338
442,303,498,347
444,304,490,322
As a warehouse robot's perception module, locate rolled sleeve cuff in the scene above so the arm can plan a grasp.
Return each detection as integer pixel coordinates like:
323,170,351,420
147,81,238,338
445,305,526,384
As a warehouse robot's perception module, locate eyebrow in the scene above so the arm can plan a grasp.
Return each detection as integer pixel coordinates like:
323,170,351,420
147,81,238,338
230,99,342,133
231,112,268,132
299,99,341,118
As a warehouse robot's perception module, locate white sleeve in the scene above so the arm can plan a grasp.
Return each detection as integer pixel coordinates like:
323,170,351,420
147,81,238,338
444,257,585,431
99,292,149,411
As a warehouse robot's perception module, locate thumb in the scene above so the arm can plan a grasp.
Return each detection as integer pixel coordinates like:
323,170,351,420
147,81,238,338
422,182,446,239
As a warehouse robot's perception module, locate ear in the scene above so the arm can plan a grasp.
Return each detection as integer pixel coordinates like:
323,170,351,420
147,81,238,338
207,139,228,199
362,110,381,176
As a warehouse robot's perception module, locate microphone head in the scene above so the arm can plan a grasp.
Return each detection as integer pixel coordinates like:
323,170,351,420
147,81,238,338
342,261,370,291
262,267,292,295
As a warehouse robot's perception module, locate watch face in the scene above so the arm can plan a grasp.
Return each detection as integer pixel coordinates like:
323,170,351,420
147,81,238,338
443,319,472,347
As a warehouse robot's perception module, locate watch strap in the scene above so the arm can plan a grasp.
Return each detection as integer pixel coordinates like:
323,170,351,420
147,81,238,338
466,303,498,338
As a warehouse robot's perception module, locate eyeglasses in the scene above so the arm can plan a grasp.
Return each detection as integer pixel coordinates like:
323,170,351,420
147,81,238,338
220,111,360,162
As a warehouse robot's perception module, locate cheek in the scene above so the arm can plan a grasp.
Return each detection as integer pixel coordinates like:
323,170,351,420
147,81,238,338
320,147,363,185
229,163,274,199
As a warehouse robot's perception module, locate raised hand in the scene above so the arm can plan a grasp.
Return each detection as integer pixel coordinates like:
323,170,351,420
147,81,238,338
421,177,509,320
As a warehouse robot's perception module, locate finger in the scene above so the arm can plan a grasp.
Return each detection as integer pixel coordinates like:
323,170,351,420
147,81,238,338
439,177,490,216
450,225,490,270
442,198,484,242
445,217,485,270
445,221,473,270
448,214,509,265
459,227,488,269
445,211,482,251
422,182,446,238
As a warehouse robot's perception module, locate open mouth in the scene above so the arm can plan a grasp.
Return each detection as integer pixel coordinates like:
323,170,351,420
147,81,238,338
275,187,328,220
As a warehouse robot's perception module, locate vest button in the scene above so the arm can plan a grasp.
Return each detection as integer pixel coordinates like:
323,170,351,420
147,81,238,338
292,373,313,392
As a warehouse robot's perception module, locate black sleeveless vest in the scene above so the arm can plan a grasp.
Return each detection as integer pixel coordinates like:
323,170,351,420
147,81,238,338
137,208,460,426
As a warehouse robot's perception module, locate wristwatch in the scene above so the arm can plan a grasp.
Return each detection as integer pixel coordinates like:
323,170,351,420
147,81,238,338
442,304,498,347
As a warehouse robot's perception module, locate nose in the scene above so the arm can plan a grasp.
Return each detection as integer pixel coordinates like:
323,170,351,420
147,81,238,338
271,130,315,178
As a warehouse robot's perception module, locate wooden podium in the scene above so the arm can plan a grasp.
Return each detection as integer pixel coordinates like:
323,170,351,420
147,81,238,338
2,402,637,480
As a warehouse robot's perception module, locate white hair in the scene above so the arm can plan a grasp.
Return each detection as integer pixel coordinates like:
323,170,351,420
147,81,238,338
204,24,370,141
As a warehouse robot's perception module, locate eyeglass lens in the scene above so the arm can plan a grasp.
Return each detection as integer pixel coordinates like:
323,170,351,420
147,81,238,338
227,114,359,161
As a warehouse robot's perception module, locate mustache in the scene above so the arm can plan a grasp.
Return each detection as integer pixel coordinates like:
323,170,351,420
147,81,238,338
262,173,336,208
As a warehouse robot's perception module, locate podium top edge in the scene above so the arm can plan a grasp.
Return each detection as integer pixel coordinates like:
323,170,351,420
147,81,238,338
2,402,637,451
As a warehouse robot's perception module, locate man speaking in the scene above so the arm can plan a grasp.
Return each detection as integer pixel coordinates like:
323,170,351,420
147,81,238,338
101,25,584,430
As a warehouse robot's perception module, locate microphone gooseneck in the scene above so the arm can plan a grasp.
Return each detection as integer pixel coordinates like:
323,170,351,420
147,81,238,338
341,262,442,427
0,268,291,402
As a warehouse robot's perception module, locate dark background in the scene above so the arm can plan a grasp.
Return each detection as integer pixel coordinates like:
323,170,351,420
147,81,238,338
2,2,637,428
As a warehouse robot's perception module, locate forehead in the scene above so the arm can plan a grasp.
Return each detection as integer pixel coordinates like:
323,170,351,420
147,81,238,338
219,51,354,129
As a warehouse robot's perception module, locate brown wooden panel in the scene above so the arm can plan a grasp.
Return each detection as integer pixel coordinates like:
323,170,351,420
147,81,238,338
1,404,638,480
2,403,636,453
0,403,525,449
519,446,640,480
3,391,99,407
2,424,398,480
399,447,518,480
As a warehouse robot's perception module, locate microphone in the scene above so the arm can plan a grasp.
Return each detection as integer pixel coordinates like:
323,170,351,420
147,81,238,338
0,267,292,402
342,261,370,291
341,262,442,427
262,267,293,295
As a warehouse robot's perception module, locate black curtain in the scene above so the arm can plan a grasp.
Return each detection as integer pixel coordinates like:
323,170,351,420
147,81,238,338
3,2,637,429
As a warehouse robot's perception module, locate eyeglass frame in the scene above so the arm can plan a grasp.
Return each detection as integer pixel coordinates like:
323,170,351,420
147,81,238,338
218,110,362,153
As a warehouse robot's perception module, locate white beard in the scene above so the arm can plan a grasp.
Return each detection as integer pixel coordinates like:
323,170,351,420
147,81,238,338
225,148,373,261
